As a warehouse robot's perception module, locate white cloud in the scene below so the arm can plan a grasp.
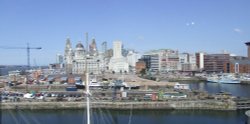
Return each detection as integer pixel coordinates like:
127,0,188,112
234,28,243,33
186,21,195,26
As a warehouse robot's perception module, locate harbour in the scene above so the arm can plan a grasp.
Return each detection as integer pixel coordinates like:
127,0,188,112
1,1,250,123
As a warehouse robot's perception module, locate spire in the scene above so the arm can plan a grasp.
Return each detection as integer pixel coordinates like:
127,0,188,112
65,37,72,50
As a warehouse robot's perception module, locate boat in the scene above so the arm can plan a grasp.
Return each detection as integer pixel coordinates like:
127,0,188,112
174,83,190,90
76,78,102,89
218,75,240,84
109,80,140,89
206,74,240,84
207,76,220,83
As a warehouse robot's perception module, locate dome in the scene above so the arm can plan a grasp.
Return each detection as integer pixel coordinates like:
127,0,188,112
76,42,84,49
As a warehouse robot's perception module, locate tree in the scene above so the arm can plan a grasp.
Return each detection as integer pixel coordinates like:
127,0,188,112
140,68,146,76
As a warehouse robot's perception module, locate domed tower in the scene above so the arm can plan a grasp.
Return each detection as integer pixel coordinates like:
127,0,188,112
89,38,98,56
64,38,73,74
75,41,85,59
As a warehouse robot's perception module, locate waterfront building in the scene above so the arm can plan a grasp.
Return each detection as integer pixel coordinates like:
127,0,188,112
108,41,129,73
179,53,197,71
195,52,205,71
204,54,230,73
64,37,103,75
142,49,180,73
222,42,250,73
223,56,250,73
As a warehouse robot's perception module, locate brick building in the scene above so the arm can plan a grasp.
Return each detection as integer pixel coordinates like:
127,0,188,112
204,54,230,73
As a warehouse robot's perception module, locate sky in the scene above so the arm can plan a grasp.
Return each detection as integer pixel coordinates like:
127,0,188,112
0,0,250,66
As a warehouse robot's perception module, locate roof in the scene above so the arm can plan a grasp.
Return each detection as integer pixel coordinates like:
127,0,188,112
76,42,84,48
230,59,250,65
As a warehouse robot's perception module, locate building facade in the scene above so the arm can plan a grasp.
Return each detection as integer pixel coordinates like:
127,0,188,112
195,52,204,71
126,50,141,67
223,56,250,73
108,41,129,73
142,49,180,73
204,54,230,73
64,37,102,75
135,60,146,74
179,53,197,71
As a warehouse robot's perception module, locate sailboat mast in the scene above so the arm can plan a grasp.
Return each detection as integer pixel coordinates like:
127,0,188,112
85,32,91,124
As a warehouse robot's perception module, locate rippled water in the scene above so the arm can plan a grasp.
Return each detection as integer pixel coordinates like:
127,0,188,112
189,81,250,98
1,109,248,124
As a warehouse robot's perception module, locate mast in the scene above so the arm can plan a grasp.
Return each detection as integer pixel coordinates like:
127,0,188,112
85,32,90,124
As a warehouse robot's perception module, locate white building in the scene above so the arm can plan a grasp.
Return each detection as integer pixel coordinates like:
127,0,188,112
179,53,197,71
109,41,129,73
143,49,180,72
64,37,102,75
126,50,141,67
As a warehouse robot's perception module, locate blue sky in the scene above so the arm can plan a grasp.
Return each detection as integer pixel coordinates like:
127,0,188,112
0,0,250,65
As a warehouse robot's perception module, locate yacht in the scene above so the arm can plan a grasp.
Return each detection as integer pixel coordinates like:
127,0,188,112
76,78,101,89
206,74,240,84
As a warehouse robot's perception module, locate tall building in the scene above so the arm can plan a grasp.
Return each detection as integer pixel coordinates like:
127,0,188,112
108,41,129,73
113,41,122,58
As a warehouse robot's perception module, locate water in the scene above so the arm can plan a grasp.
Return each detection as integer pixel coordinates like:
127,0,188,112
1,109,247,124
189,81,250,98
1,81,250,124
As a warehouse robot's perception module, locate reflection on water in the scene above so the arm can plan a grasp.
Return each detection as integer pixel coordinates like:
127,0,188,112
1,109,248,124
188,81,250,98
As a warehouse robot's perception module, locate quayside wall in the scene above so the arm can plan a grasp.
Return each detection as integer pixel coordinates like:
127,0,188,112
1,100,237,110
